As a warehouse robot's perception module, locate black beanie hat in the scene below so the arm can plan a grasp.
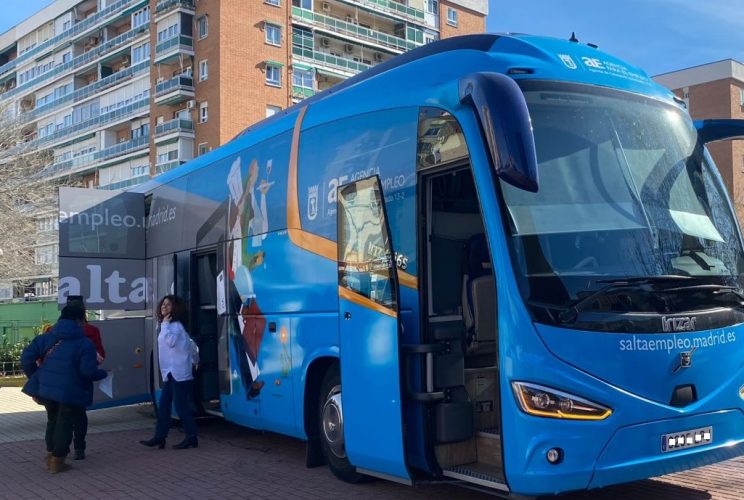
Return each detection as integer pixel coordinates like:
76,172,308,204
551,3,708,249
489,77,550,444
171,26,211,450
60,304,85,322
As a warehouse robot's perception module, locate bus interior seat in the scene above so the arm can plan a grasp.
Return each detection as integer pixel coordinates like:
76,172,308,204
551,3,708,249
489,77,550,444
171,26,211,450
461,233,497,360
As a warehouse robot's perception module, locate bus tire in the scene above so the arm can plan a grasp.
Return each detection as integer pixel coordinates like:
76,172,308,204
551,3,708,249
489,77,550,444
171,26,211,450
318,364,365,483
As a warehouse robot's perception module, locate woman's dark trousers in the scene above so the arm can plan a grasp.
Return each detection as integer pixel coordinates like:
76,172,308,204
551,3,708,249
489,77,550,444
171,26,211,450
154,374,197,439
73,411,88,452
43,400,86,458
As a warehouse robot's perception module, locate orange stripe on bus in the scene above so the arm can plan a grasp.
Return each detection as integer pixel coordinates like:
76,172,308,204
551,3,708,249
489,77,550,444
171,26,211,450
338,286,398,318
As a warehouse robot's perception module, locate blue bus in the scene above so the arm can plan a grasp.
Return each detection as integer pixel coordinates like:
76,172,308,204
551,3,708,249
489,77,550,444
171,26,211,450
57,34,744,496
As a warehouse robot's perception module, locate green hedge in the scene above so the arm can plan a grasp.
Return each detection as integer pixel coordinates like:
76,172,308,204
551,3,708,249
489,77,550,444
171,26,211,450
0,338,31,376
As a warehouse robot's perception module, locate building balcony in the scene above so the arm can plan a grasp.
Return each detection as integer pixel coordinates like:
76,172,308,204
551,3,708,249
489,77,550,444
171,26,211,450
291,7,414,53
339,0,425,24
155,159,186,175
101,174,151,190
44,135,150,179
155,35,195,64
0,0,144,79
4,23,150,100
154,119,194,143
154,75,195,105
291,85,315,100
23,60,150,124
33,98,149,153
291,45,370,77
155,0,195,18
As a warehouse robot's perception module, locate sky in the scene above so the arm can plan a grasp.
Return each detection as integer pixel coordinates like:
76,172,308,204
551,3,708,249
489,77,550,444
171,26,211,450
1,0,743,77
487,0,744,76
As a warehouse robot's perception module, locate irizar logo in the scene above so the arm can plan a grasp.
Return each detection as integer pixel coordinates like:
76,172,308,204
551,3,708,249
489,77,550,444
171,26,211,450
558,54,577,70
662,315,697,333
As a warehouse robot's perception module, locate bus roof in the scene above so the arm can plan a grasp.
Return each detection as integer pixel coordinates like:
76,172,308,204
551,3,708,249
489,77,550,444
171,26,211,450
132,33,676,193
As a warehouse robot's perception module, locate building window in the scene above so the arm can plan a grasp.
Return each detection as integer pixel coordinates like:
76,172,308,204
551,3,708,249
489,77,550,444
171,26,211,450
265,23,281,46
198,142,209,155
133,42,150,63
200,101,208,123
266,0,280,5
426,0,438,14
292,68,313,89
62,52,71,64
199,59,208,81
158,24,179,42
740,87,744,106
447,8,458,26
266,65,281,87
266,105,281,117
62,20,71,31
133,6,150,28
198,16,208,39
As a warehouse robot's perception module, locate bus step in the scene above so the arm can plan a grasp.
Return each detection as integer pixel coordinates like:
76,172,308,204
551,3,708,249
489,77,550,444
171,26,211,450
443,463,507,491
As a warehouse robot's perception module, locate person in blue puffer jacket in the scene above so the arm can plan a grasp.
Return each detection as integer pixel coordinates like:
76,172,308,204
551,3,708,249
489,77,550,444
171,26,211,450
21,304,108,474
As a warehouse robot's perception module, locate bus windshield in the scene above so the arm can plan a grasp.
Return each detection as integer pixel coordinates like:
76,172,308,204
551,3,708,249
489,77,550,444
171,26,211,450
501,81,744,330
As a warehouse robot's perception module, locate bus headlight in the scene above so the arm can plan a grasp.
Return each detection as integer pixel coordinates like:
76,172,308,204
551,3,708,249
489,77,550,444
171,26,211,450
739,385,744,400
512,382,612,420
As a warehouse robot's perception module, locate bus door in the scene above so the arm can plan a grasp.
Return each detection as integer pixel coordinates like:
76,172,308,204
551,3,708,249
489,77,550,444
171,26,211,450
191,251,221,415
336,176,410,482
58,187,149,409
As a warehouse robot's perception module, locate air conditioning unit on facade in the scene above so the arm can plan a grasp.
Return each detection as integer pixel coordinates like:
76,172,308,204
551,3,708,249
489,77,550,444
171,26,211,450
322,2,331,12
186,99,196,109
320,38,330,48
343,44,353,53
374,52,383,61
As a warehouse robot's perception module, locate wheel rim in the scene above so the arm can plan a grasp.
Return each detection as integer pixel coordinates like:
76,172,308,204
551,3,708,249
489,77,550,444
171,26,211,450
321,384,345,459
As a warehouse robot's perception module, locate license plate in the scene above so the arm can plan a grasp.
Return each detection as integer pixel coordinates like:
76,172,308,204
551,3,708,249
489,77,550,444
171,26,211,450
661,426,712,453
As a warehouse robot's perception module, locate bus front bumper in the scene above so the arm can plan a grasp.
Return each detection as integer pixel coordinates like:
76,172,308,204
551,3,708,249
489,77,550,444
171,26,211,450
588,409,744,489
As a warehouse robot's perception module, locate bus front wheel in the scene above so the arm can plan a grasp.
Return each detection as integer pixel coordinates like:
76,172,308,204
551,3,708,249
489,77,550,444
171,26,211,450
318,364,365,483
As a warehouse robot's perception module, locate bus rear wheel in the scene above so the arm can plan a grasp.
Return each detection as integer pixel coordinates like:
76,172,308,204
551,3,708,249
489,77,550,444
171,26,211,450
318,364,365,483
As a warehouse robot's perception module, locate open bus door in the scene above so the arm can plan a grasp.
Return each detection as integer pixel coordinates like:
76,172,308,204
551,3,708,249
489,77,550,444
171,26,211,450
58,187,149,409
336,176,410,483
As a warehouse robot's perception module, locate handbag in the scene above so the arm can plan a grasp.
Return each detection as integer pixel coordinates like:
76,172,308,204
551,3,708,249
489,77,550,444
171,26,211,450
22,339,63,405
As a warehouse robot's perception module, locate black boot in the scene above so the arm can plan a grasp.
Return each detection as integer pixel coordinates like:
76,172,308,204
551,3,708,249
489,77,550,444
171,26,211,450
172,436,198,449
74,449,85,460
139,437,166,449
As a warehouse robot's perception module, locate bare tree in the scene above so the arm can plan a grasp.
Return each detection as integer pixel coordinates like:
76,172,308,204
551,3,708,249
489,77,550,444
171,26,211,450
0,96,72,291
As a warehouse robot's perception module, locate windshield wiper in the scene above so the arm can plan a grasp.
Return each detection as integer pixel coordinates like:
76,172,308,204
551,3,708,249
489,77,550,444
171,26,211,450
558,275,692,323
595,275,692,284
662,283,744,301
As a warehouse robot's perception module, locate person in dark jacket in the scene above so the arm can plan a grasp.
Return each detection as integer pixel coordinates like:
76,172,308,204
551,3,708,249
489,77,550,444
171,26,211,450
21,305,107,474
65,295,106,461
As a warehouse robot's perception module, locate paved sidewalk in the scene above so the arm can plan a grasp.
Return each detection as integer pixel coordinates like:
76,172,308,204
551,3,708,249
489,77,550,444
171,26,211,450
0,386,742,499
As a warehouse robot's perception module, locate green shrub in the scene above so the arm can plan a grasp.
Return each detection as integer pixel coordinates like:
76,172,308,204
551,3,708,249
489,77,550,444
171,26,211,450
0,338,31,376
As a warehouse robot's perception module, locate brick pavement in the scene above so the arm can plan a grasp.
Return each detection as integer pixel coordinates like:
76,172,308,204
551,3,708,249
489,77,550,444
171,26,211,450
0,386,742,500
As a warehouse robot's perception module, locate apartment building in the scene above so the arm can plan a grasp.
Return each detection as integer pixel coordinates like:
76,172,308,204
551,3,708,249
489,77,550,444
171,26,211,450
0,0,487,300
654,60,744,223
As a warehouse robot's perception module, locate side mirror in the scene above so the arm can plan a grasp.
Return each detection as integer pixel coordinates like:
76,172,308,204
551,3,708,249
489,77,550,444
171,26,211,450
459,72,539,192
695,119,744,144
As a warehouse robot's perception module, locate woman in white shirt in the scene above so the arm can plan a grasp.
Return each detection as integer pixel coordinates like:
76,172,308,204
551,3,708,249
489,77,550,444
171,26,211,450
140,295,199,450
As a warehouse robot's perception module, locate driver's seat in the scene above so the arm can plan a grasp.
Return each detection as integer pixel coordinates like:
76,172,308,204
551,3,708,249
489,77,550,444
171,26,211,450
461,234,497,356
